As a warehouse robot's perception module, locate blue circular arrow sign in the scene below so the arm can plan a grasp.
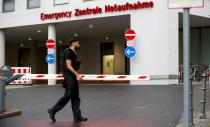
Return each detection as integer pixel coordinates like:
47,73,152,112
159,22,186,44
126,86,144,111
46,54,56,64
125,46,136,58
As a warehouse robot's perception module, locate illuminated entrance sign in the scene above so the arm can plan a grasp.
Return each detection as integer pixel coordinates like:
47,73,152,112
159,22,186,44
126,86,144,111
41,1,154,20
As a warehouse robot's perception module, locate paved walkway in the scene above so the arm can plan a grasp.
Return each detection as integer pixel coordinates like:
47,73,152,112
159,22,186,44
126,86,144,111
193,83,210,127
177,82,210,127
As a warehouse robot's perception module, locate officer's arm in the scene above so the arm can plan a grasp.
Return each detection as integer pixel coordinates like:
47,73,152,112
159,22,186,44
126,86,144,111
66,59,79,76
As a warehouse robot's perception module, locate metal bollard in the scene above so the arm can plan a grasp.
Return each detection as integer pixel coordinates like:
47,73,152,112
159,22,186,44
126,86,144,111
199,73,207,119
190,76,195,126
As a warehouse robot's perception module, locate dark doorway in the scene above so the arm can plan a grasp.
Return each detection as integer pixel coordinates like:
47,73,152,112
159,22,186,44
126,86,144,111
18,48,31,67
36,47,47,84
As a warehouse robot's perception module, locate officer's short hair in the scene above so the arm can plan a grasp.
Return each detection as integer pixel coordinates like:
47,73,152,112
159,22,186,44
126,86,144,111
68,37,79,46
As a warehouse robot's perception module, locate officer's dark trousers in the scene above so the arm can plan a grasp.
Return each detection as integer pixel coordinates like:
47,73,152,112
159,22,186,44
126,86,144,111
50,76,81,119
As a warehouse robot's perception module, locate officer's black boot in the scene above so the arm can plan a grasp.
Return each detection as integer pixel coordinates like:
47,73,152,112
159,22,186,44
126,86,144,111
47,109,56,122
74,116,88,123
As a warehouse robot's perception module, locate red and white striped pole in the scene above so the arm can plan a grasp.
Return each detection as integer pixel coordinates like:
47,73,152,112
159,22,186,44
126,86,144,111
21,74,150,81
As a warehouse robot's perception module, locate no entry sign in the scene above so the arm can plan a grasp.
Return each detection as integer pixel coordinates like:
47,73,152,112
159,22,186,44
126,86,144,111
125,29,136,41
46,39,55,49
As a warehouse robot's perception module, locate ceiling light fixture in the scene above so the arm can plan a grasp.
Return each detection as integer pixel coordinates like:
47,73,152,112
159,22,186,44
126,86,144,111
105,37,109,40
20,43,24,47
37,29,42,33
28,37,32,41
74,33,78,37
89,24,94,28
58,40,63,44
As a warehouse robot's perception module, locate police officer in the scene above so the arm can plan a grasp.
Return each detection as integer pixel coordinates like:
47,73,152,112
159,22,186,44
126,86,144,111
48,38,88,123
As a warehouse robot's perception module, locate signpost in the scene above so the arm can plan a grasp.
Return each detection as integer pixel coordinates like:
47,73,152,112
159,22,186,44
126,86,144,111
46,39,56,64
168,0,204,127
124,29,136,58
183,9,192,127
168,0,204,9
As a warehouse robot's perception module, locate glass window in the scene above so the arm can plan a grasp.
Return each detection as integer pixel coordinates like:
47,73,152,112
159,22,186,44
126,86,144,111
27,0,40,9
3,0,15,12
54,0,69,5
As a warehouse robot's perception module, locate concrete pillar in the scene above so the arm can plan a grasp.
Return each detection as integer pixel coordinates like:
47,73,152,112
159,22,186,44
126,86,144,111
0,30,5,67
129,4,179,85
48,24,57,85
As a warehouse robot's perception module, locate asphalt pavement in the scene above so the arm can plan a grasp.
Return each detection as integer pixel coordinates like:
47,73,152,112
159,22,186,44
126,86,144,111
0,85,183,127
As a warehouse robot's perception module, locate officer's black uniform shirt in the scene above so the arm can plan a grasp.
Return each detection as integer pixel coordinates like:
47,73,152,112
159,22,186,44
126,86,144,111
63,48,78,76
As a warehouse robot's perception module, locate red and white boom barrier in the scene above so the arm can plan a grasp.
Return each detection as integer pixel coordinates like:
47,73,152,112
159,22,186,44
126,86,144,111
11,67,32,85
21,74,150,81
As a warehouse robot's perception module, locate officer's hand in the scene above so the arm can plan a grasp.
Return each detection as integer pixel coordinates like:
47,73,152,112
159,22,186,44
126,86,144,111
76,74,83,80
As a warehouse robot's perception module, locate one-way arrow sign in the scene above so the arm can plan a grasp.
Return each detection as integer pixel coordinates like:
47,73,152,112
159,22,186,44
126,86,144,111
125,47,136,58
46,54,56,64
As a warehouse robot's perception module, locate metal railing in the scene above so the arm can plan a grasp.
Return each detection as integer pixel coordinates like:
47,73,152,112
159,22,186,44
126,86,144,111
179,65,210,83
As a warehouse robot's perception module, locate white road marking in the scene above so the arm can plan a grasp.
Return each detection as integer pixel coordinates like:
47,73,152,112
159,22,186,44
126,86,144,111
132,106,149,109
